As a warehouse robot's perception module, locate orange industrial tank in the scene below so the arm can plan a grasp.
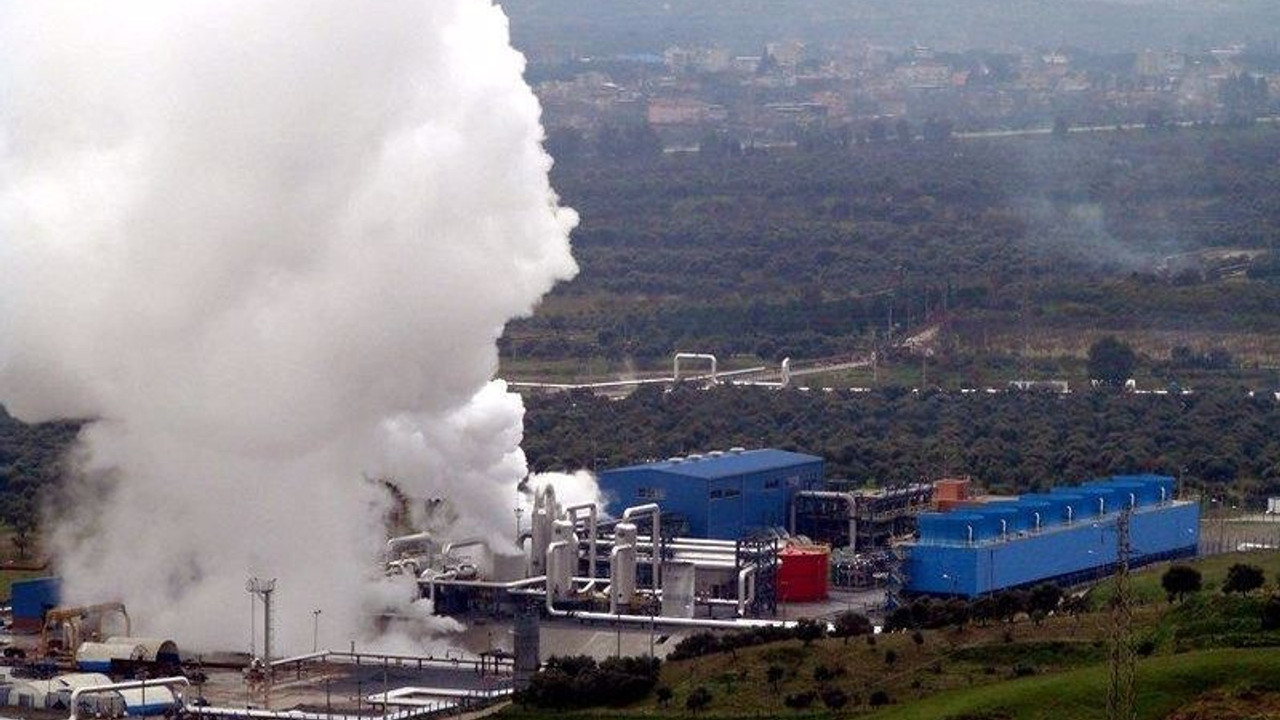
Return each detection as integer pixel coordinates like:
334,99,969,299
778,545,830,602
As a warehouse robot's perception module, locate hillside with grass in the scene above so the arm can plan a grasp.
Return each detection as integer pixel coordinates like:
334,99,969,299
503,550,1280,719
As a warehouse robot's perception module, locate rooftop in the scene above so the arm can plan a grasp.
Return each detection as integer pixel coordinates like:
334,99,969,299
602,448,822,479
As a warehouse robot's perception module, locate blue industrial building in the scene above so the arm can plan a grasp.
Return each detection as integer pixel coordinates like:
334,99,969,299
597,449,824,539
10,576,61,632
905,474,1198,597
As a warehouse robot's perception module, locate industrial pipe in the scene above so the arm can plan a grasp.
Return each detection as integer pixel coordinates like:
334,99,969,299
565,502,599,589
622,504,662,589
441,538,488,562
544,541,573,617
790,491,858,549
673,352,718,382
736,566,757,616
386,532,433,558
422,575,546,590
422,571,457,604
567,609,796,630
70,676,190,720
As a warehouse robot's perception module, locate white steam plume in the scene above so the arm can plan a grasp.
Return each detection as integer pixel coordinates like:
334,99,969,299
0,1,578,651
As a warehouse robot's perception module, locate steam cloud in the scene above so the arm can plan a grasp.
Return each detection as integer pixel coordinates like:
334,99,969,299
0,2,577,651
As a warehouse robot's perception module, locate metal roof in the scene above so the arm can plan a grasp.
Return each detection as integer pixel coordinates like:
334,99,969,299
602,449,822,480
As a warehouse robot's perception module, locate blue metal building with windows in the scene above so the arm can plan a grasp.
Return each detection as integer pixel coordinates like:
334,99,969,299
597,449,824,539
905,474,1199,597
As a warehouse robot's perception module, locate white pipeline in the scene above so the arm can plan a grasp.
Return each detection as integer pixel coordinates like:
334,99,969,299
622,504,662,590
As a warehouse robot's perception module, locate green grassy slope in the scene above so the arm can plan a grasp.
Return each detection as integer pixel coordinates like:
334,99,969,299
865,647,1280,720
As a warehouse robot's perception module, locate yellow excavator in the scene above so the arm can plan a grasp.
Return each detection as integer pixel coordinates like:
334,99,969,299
39,602,131,658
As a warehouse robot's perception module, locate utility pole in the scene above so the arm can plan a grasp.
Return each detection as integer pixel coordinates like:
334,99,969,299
1106,508,1136,720
312,609,322,653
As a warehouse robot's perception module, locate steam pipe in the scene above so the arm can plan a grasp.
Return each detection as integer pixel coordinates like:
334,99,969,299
632,535,735,547
966,524,974,546
673,352,718,382
565,608,796,630
423,571,457,604
791,491,858,549
565,502,599,589
386,532,432,558
422,575,546,590
441,538,487,559
1033,512,1041,532
622,504,661,590
544,541,572,617
736,566,757,616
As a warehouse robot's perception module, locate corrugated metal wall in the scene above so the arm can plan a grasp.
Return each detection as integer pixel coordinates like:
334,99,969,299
906,475,1197,597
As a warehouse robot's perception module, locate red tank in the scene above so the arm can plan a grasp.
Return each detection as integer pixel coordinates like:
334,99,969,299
778,545,830,602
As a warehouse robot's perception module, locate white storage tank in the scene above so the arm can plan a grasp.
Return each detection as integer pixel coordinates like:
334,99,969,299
661,561,696,619
76,642,147,672
105,637,180,665
118,684,178,716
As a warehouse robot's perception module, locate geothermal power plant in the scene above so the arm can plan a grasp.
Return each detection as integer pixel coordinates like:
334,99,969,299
0,447,1204,718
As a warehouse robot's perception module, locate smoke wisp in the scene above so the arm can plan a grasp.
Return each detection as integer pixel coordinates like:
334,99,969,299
0,1,577,651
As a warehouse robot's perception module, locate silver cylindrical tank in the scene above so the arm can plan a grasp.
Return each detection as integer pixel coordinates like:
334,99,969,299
529,486,561,576
611,522,638,609
547,519,577,601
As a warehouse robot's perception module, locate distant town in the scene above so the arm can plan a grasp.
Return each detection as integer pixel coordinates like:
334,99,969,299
530,41,1278,151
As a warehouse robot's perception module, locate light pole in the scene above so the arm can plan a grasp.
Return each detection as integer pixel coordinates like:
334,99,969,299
312,609,322,653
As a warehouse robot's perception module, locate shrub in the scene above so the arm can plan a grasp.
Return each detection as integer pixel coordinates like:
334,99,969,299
655,686,672,707
820,688,849,710
766,664,786,691
1011,663,1036,678
783,691,816,709
685,686,712,713
795,617,827,646
1161,564,1202,602
833,610,873,639
1029,583,1063,615
911,630,925,646
1262,595,1280,630
518,654,660,709
869,689,892,707
1224,563,1265,595
884,648,898,666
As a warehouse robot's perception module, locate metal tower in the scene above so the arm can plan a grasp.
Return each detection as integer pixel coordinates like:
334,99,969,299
735,537,778,616
1106,509,1136,720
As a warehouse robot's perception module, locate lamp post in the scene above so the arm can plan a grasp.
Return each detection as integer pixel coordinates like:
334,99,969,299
312,609,322,653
